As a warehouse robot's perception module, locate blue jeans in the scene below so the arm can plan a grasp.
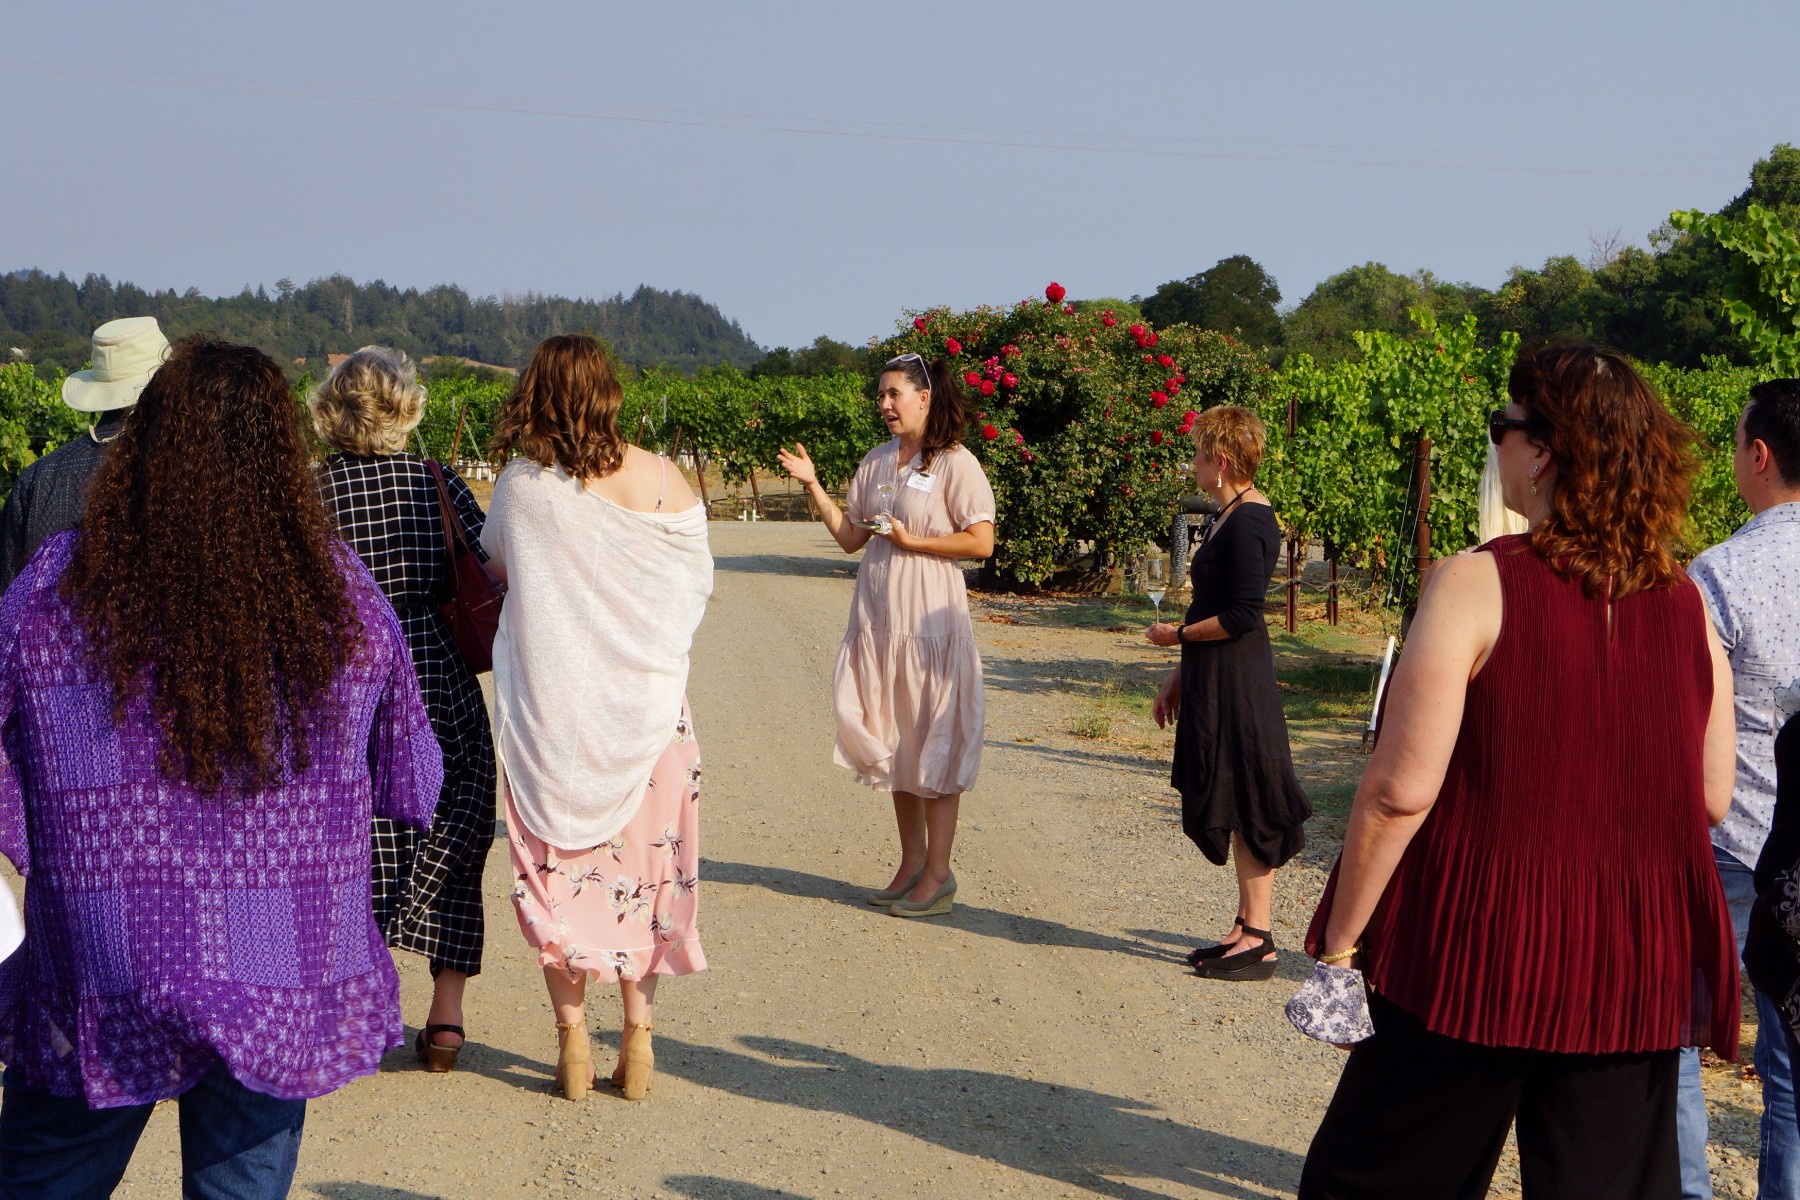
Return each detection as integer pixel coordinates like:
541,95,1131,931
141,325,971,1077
0,1062,305,1200
1677,846,1800,1200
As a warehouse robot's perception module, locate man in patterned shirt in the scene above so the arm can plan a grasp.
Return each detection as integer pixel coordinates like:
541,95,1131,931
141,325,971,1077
0,316,168,591
1680,378,1800,1200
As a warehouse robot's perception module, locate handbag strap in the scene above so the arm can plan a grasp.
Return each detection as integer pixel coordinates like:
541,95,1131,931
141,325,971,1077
424,459,466,562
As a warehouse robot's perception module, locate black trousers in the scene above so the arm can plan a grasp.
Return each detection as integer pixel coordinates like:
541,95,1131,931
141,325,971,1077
1299,995,1680,1200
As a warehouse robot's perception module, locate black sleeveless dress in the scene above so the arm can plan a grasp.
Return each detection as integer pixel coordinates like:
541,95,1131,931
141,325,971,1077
1170,502,1311,867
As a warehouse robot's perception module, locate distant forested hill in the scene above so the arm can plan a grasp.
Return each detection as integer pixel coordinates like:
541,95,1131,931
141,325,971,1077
0,270,763,374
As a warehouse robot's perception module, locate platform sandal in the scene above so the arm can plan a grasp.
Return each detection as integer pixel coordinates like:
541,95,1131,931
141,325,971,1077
1194,924,1277,981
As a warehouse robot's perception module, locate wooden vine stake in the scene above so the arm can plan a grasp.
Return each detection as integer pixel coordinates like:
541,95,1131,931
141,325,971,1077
746,468,764,519
1285,395,1300,633
1413,433,1434,582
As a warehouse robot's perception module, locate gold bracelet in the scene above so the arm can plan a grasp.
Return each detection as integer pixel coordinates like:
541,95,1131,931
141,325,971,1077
1317,944,1361,964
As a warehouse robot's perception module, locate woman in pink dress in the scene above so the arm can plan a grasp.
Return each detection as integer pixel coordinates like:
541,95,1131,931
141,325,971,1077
778,353,995,918
485,335,712,1102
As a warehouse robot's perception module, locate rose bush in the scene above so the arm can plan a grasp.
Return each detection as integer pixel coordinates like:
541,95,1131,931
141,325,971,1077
881,289,1278,585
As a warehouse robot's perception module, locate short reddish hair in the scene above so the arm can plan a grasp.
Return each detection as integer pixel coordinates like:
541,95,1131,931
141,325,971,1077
1188,405,1268,480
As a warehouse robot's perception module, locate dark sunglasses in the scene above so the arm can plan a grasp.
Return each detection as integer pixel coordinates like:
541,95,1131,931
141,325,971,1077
1488,410,1545,446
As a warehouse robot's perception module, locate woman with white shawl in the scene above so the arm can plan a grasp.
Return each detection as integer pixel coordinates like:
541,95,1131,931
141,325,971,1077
484,335,713,1103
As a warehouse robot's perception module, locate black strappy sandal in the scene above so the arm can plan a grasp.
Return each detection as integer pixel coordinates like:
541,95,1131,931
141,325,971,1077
1195,925,1277,981
415,1024,465,1073
1184,916,1245,966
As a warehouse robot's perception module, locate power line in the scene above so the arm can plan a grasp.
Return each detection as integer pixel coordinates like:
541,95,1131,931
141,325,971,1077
0,60,1746,183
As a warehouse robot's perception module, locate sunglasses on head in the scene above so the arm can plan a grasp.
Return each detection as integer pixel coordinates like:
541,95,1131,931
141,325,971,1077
1488,409,1545,446
884,352,927,372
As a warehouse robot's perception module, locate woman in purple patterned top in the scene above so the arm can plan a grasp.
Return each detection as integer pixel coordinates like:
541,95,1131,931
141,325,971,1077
0,338,443,1199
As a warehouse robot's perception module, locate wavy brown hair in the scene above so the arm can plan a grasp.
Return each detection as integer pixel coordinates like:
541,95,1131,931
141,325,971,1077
489,334,626,479
1508,343,1699,598
62,336,364,791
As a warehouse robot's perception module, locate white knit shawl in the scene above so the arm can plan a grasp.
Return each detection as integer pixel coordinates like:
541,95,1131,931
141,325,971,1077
486,460,713,849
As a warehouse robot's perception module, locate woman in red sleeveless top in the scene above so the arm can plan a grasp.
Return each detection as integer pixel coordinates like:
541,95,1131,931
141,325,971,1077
1299,345,1739,1200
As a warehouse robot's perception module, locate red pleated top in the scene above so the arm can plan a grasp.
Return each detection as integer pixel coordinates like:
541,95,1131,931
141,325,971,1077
1310,536,1739,1057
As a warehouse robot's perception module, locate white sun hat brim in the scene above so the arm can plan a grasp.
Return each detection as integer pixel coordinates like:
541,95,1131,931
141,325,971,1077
62,316,171,413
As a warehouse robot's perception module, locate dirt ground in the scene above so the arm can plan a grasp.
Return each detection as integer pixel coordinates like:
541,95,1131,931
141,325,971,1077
5,520,1765,1198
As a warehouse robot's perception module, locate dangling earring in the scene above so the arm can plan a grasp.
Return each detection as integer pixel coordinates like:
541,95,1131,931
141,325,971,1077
1529,463,1541,497
1215,473,1223,490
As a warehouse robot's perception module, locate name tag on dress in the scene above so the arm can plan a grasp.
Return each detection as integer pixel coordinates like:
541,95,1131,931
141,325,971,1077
905,471,935,494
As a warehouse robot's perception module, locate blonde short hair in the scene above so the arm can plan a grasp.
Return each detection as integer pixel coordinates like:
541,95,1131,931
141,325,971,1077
308,346,425,456
1188,405,1267,481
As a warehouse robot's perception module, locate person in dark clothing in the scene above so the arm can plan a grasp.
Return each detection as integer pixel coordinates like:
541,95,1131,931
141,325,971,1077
0,317,169,589
1747,707,1800,1040
1145,405,1311,982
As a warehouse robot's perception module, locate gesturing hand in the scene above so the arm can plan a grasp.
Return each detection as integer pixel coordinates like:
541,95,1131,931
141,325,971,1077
775,443,819,487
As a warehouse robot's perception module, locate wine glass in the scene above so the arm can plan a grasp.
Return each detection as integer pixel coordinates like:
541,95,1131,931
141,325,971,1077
876,481,895,519
1142,555,1168,624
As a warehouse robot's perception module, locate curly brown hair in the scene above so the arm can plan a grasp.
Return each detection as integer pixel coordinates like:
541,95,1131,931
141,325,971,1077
488,335,626,479
1508,343,1699,598
62,336,364,791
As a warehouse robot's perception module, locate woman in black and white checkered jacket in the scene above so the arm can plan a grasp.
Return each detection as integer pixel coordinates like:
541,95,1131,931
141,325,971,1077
310,347,497,1073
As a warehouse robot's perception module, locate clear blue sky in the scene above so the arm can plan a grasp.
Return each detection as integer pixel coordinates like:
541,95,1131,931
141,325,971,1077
3,1,1793,351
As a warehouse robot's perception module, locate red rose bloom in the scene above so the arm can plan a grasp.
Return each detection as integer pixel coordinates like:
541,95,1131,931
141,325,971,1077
981,423,999,441
1063,304,1076,315
946,337,963,355
979,380,995,396
1045,281,1066,303
1102,315,1118,327
913,317,928,332
964,371,981,386
1150,430,1165,446
1151,391,1169,408
1013,432,1024,445
1143,354,1155,364
1002,344,1020,357
1157,354,1174,368
1021,448,1034,463
1144,331,1158,347
1002,373,1018,389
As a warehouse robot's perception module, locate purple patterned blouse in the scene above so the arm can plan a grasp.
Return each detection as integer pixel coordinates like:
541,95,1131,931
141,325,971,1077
0,533,444,1108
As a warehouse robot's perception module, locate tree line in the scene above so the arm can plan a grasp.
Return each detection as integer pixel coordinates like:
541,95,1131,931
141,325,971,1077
0,273,763,377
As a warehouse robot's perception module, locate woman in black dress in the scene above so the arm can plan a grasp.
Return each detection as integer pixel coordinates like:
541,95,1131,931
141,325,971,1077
310,347,498,1068
1147,405,1310,981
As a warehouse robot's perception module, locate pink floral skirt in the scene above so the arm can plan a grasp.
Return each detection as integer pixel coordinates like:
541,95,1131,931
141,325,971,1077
506,702,706,984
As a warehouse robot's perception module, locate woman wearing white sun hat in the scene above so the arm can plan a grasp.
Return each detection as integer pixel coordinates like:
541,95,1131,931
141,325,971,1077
0,316,170,589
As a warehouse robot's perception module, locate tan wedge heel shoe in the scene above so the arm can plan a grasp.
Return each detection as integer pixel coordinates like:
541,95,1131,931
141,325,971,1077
554,1021,593,1101
620,1023,654,1101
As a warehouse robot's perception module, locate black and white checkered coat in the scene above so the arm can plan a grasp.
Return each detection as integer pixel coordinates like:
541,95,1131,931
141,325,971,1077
317,452,497,976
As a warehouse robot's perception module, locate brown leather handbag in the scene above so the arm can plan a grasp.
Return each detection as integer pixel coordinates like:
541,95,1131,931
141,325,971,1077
426,460,505,673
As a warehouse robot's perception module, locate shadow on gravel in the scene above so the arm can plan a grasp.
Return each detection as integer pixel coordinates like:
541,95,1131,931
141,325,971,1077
662,1178,814,1199
705,859,1185,964
661,1035,1301,1199
981,655,1162,698
987,738,1166,774
712,553,856,580
307,1186,443,1199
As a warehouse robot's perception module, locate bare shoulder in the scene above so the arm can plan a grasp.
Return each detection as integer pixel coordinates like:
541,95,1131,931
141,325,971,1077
654,448,699,509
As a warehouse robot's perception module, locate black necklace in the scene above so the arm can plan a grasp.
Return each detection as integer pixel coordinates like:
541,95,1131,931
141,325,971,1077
1199,487,1251,546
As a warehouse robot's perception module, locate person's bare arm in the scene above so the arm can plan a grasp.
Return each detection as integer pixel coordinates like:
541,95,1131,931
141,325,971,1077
1319,552,1502,958
777,443,871,554
1701,616,1736,827
885,520,993,561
